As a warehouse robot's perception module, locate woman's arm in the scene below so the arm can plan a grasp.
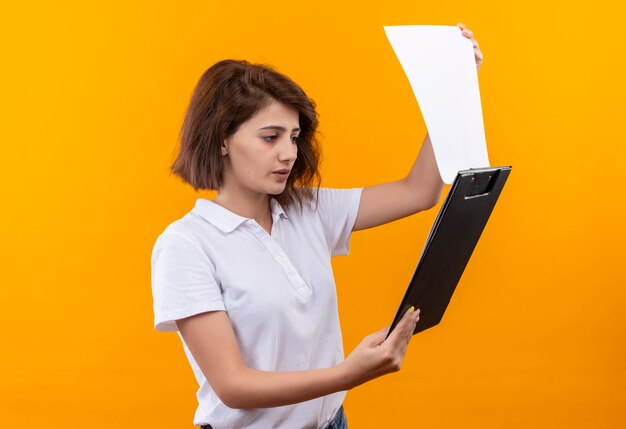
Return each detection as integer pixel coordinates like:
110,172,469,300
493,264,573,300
353,132,443,232
176,307,419,409
353,23,483,232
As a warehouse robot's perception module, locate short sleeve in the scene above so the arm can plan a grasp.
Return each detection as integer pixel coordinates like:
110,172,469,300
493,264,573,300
315,187,363,257
151,231,225,332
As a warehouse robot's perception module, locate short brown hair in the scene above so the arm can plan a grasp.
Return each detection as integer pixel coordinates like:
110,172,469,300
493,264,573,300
171,59,322,211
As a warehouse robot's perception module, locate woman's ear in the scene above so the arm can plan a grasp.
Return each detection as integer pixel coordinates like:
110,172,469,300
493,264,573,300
220,139,228,156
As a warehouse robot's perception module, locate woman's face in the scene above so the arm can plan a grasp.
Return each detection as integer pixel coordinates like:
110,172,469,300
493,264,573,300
220,99,300,197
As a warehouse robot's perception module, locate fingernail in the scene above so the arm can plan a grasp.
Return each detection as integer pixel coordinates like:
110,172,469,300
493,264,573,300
409,306,415,314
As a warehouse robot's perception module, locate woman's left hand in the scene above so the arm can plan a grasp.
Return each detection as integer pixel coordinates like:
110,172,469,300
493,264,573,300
457,22,483,71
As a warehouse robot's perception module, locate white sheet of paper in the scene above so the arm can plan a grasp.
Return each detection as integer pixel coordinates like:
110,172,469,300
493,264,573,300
384,25,490,184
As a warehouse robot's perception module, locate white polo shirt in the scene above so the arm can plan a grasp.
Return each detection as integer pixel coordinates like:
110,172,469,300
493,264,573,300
151,187,363,429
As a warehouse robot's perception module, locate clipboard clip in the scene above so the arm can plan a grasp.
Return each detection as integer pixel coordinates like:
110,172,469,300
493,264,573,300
464,168,501,199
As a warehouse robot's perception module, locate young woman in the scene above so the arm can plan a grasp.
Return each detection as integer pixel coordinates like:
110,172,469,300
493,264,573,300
152,23,482,429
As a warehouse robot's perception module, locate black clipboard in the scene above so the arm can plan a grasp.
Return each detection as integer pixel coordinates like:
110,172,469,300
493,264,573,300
385,166,512,339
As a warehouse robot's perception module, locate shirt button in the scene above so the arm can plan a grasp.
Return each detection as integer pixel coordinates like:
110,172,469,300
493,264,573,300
278,253,286,260
288,269,296,275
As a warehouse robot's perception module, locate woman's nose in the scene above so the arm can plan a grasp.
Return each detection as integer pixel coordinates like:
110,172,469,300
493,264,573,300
277,135,297,161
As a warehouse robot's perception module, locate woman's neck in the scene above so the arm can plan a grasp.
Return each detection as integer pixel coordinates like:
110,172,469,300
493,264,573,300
212,188,273,232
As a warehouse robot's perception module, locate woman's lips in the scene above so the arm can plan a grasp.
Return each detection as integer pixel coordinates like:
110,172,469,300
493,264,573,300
272,171,289,181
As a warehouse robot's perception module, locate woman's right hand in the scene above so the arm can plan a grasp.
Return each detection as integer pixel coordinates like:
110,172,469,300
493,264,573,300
340,306,420,389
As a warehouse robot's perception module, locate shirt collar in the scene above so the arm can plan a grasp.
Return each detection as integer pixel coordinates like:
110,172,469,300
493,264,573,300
192,197,288,233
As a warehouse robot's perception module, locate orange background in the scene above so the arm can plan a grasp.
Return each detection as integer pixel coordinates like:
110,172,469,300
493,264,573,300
2,1,624,427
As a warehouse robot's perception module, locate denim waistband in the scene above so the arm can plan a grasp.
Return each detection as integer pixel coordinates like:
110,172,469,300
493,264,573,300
200,405,347,429
321,405,347,429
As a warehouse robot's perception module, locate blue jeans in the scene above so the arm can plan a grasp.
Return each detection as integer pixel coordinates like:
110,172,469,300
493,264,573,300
320,405,347,429
200,406,347,429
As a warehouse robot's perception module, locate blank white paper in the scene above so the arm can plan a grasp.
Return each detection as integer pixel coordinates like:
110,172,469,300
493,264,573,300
384,25,490,184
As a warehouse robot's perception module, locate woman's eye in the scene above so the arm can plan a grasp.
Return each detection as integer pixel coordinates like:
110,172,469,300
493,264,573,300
263,135,299,144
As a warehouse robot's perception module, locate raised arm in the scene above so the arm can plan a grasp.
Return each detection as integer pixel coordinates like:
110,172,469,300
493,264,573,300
176,307,419,409
353,22,483,232
353,132,444,231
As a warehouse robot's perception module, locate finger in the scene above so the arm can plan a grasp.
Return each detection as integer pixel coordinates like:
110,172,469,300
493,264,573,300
457,22,467,30
462,29,473,38
474,48,483,66
367,325,391,347
385,307,419,347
